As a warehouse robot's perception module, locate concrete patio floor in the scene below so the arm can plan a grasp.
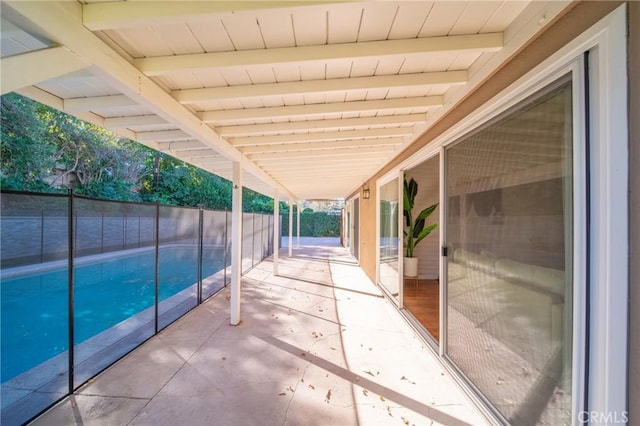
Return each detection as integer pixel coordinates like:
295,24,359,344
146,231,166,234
31,239,488,426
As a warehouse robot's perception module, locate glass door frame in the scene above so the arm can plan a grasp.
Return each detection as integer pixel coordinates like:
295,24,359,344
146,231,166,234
375,171,404,307
398,151,443,347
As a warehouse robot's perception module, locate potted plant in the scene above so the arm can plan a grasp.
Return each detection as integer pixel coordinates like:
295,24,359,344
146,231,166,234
403,177,438,277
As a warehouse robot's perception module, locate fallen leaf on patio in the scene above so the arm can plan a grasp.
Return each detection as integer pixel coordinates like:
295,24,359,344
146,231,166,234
330,347,336,351
400,375,416,384
380,396,386,401
222,357,226,361
301,378,304,383
325,389,332,402
309,384,315,389
278,392,286,396
362,389,369,396
287,386,294,392
301,352,306,357
312,331,319,338
402,417,410,425
364,370,375,377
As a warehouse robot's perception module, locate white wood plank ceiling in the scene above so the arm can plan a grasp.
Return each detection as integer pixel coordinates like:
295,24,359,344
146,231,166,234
0,1,571,201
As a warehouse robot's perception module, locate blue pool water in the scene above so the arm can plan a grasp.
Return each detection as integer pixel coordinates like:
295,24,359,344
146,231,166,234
1,245,225,382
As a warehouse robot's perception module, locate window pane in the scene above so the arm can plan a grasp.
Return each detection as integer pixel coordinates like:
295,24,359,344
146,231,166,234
446,78,573,424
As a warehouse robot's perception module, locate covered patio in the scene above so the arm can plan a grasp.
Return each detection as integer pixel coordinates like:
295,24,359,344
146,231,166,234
29,240,484,426
1,1,636,424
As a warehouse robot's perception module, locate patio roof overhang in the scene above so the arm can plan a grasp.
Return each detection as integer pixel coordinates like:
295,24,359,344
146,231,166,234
0,0,573,201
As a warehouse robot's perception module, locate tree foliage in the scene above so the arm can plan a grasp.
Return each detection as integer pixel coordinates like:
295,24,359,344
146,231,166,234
1,94,55,191
1,93,277,212
281,211,341,237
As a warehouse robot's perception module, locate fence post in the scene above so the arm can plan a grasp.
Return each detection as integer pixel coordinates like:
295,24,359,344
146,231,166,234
288,202,293,257
67,189,75,394
101,211,105,253
273,191,279,276
252,213,256,268
198,207,203,304
223,210,228,286
154,203,160,334
40,208,44,263
297,202,301,248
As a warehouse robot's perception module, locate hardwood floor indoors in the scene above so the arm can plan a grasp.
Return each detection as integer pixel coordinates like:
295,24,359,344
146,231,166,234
403,278,440,341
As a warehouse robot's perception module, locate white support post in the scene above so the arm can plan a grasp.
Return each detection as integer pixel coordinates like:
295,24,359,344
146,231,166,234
273,190,279,276
296,202,301,248
288,201,293,257
230,162,242,326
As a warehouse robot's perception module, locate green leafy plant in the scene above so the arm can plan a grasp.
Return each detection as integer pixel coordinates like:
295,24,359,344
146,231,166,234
403,177,438,258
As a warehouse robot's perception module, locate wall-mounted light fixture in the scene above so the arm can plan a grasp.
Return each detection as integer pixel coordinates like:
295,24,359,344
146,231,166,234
362,184,370,199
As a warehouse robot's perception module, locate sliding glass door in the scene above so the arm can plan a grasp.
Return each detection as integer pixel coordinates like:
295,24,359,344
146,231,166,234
445,76,574,424
378,177,400,300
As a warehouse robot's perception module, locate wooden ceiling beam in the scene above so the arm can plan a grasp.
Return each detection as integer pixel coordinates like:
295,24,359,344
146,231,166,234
135,33,502,76
217,114,423,137
200,96,442,123
248,146,394,161
1,46,88,95
174,71,466,104
63,94,137,114
230,128,410,147
239,137,402,155
136,129,192,143
103,114,168,130
83,1,351,31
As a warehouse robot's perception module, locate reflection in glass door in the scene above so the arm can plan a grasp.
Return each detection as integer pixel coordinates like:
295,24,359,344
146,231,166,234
445,77,574,424
378,178,399,300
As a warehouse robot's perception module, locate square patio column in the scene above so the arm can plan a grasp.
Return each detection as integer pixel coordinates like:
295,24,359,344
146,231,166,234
273,189,279,276
288,201,293,257
296,202,301,248
230,162,242,326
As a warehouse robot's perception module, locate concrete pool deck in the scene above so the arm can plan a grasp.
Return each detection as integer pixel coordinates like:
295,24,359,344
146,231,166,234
30,239,488,425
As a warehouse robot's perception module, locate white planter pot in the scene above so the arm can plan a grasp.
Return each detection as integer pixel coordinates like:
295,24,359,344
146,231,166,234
403,257,419,277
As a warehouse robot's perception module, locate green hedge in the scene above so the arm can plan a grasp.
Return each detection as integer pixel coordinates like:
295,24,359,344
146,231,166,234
281,211,340,237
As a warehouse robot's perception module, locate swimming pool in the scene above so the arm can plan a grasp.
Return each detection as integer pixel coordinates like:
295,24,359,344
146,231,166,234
1,245,226,382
